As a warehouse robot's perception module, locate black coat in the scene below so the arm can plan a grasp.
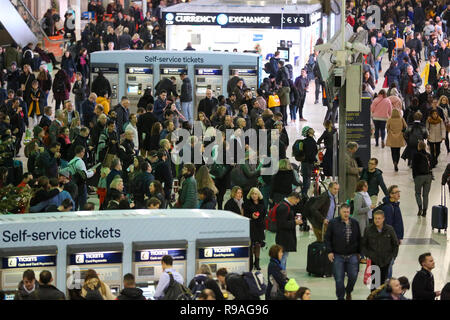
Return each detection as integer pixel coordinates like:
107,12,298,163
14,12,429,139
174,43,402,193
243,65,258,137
361,223,399,267
137,112,158,149
412,268,437,300
117,288,146,300
224,198,242,215
91,75,112,98
152,159,173,200
271,170,300,202
324,216,361,255
32,284,66,300
275,200,297,252
198,97,218,120
188,275,224,300
265,258,287,300
243,199,266,242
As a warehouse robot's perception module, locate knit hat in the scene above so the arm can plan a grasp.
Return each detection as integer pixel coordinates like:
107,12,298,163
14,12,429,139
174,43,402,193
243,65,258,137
59,169,70,178
33,126,43,137
285,279,300,292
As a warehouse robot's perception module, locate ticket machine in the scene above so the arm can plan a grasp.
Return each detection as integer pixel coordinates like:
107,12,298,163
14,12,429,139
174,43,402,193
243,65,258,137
66,243,123,296
159,66,187,96
91,64,119,106
196,238,250,277
133,240,187,300
125,65,154,113
229,67,258,96
194,66,223,111
0,246,58,291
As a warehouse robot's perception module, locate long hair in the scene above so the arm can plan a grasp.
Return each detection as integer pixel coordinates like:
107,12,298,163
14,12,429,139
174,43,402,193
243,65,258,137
195,165,218,194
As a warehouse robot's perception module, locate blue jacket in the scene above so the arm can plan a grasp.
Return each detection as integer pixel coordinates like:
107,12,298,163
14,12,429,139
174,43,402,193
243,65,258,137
384,66,401,87
377,36,389,49
153,97,166,122
265,258,287,300
381,196,404,240
29,190,75,213
82,100,96,126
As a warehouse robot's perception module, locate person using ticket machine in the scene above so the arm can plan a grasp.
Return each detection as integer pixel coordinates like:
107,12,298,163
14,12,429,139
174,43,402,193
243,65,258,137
14,269,39,300
153,255,184,300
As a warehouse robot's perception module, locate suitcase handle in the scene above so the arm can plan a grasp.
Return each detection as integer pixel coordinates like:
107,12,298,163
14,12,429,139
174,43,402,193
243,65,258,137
442,185,447,207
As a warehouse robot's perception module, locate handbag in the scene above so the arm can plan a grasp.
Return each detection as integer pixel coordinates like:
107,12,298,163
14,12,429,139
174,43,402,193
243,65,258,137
363,259,372,286
382,76,388,88
268,94,281,108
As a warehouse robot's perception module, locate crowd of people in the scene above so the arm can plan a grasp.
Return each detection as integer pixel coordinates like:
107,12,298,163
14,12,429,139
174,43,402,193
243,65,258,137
0,0,450,300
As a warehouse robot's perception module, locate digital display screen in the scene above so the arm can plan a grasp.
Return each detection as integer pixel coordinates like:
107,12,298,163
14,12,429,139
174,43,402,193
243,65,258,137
196,87,207,95
128,85,139,94
277,47,290,61
138,266,155,277
197,78,206,83
5,294,15,300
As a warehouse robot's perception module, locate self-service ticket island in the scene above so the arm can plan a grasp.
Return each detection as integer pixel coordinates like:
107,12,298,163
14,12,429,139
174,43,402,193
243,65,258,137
125,66,153,110
0,210,249,298
89,51,262,110
90,64,119,106
0,246,58,296
133,240,187,300
230,67,259,95
66,243,124,296
196,239,250,276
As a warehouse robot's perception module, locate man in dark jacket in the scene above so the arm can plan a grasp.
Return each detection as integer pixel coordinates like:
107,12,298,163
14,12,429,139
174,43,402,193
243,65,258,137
413,2,426,32
117,273,146,300
268,51,280,78
300,126,318,197
155,77,178,98
81,93,97,127
360,158,389,203
361,210,399,290
437,40,450,70
198,89,218,120
131,160,154,209
412,253,441,300
275,192,303,270
149,150,172,201
137,104,158,153
180,72,193,124
418,84,434,108
153,90,167,122
309,182,339,241
113,96,130,135
403,112,428,165
325,203,361,300
91,70,112,98
14,269,39,300
32,270,65,300
294,68,309,121
37,142,61,178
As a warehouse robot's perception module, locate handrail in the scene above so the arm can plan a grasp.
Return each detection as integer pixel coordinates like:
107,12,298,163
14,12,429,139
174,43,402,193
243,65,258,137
11,0,69,45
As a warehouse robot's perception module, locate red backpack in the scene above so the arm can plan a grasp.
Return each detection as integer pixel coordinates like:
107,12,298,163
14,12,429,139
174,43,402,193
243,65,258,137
265,202,290,233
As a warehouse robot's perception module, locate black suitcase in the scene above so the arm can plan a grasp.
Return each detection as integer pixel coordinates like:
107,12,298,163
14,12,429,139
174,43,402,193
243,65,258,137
431,186,448,233
306,241,333,277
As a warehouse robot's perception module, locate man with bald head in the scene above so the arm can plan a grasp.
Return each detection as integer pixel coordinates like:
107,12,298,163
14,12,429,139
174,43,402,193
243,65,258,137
198,89,218,119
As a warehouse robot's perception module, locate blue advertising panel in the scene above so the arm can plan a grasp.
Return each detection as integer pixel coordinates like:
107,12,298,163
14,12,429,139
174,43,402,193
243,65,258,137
2,255,57,269
195,68,223,76
127,67,153,74
92,66,118,74
69,252,122,265
135,249,187,262
198,246,249,259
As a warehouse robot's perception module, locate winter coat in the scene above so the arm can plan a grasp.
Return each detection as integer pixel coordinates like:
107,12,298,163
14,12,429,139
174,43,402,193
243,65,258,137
309,191,335,230
412,268,437,300
31,284,66,300
61,55,77,79
387,95,403,116
179,175,198,209
277,86,290,106
361,223,399,267
270,170,300,203
371,96,393,120
384,65,401,87
386,116,407,147
188,275,225,300
345,151,360,201
224,198,243,215
404,121,428,148
426,117,446,142
113,103,129,135
14,281,39,300
380,196,404,240
180,77,193,102
275,200,297,252
400,72,422,96
421,62,441,86
324,216,361,255
412,150,432,178
72,78,87,101
265,258,287,300
117,288,146,300
243,199,266,242
91,75,112,98
52,70,71,101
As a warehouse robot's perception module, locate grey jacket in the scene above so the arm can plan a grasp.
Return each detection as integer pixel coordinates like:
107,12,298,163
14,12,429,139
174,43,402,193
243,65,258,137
353,192,371,234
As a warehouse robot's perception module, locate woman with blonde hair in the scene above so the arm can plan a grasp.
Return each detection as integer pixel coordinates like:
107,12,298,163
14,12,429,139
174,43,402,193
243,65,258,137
195,165,218,195
81,269,116,300
438,95,450,153
188,264,225,300
426,109,446,168
270,159,301,204
224,186,244,215
211,106,227,128
386,108,407,171
243,187,266,271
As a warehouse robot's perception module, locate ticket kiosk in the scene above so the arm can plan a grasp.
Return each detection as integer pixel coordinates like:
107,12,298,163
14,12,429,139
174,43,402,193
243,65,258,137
66,243,123,296
230,67,258,95
91,64,119,106
125,65,154,112
196,238,250,277
133,240,187,300
194,66,223,111
159,66,188,96
0,246,58,291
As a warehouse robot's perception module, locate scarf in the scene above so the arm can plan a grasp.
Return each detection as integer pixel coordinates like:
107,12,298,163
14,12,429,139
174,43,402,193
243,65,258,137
80,56,86,66
359,191,373,219
234,198,243,210
427,115,442,125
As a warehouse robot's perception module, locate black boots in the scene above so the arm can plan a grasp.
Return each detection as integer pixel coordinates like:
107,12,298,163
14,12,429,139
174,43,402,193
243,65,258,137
422,210,427,217
254,258,261,271
418,209,422,216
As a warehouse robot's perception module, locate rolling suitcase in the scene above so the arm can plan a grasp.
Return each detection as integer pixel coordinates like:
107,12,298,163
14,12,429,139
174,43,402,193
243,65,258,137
306,225,333,277
431,185,448,233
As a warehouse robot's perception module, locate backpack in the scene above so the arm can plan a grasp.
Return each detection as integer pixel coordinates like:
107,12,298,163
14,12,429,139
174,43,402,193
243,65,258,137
54,80,66,95
242,271,266,297
84,285,104,300
163,272,193,300
264,62,273,74
292,139,306,162
191,275,207,299
300,196,318,220
265,202,290,232
285,64,294,80
69,158,87,186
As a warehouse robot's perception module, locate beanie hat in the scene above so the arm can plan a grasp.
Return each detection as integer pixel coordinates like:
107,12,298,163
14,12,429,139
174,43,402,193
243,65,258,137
285,279,300,292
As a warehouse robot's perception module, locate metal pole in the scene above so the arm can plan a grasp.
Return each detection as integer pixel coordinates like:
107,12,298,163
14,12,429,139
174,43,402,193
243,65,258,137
332,128,338,180
338,85,347,203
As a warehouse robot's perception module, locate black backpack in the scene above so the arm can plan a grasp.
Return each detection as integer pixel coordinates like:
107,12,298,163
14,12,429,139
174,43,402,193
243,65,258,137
84,285,104,300
264,62,273,74
190,275,207,299
54,80,66,95
162,272,193,300
292,139,306,162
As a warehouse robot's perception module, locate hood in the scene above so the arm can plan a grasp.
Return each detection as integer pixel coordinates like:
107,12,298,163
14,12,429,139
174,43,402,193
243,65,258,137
120,287,143,298
18,280,39,295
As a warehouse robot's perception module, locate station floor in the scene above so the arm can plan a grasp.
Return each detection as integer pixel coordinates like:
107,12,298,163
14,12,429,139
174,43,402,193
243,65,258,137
15,56,450,300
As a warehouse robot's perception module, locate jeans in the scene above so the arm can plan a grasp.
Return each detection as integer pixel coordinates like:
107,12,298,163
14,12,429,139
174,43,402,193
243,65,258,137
181,101,193,125
387,257,395,279
289,104,297,121
333,254,360,300
301,162,313,197
75,98,83,119
374,61,381,81
391,147,400,164
414,174,432,211
280,251,289,270
373,120,386,144
55,99,64,110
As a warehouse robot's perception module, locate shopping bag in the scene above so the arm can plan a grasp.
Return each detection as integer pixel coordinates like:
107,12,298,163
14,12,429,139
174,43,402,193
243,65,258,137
363,259,372,285
382,76,388,88
268,94,281,108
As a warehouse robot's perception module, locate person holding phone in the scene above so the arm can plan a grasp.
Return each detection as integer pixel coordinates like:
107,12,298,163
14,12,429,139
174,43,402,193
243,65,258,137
243,187,267,271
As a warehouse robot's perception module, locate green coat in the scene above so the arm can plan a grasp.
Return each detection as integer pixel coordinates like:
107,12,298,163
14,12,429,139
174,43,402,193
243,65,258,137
277,86,290,106
5,47,21,69
179,176,198,209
